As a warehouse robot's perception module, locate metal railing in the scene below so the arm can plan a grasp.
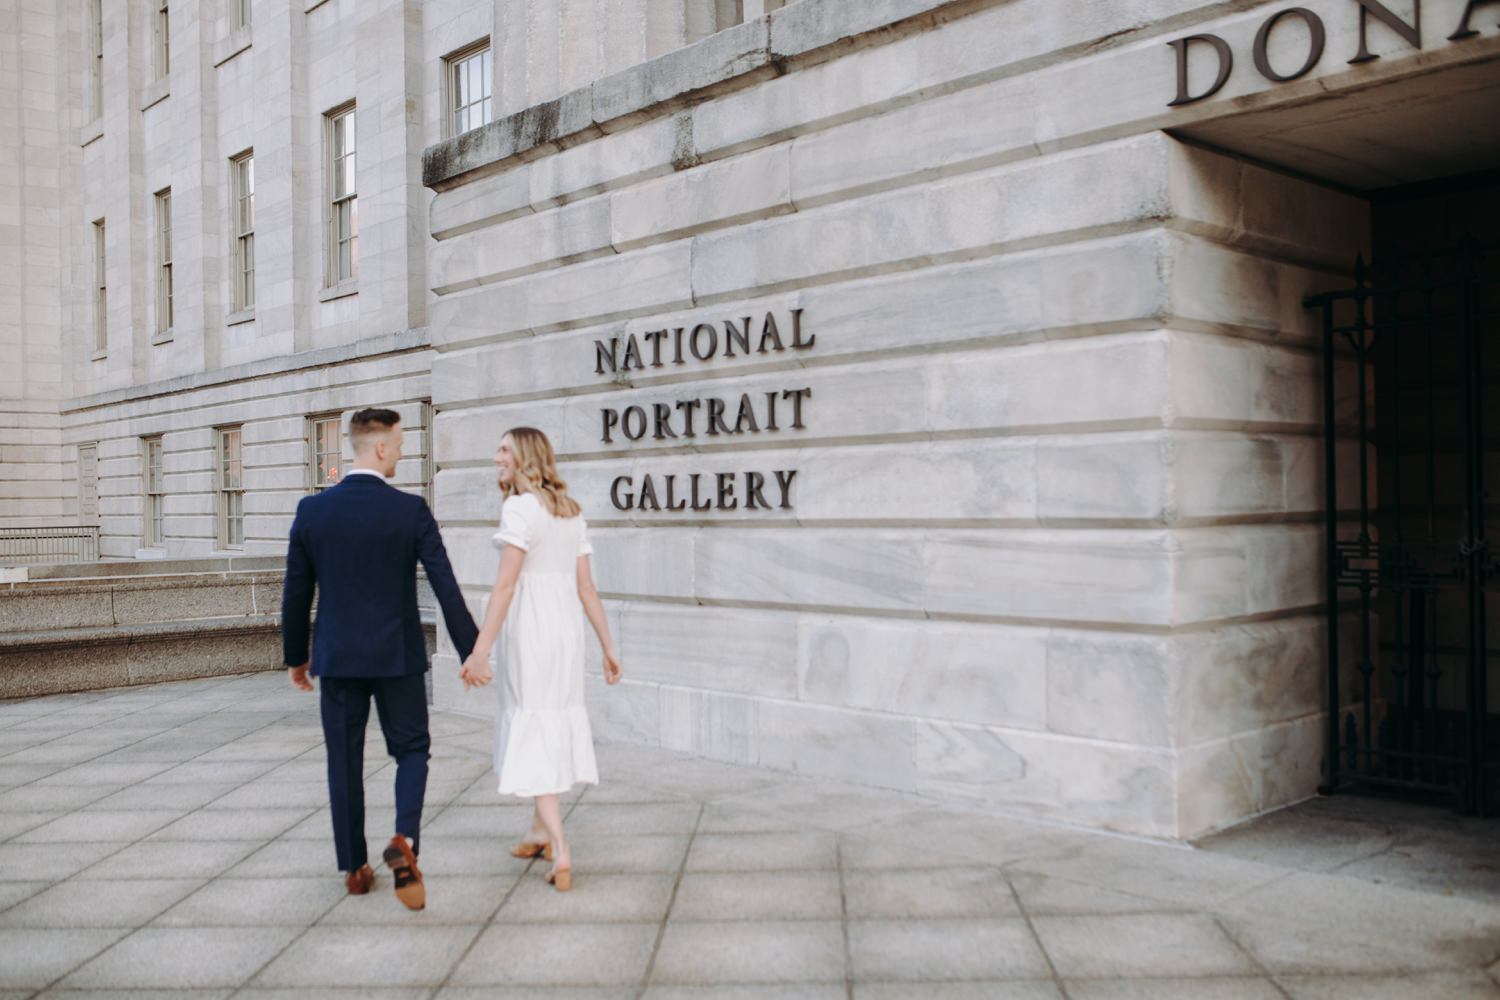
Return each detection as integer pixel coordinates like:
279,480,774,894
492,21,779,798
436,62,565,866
0,526,101,566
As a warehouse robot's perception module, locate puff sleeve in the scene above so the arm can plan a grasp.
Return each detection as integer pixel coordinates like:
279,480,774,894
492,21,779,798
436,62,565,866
578,517,594,557
493,495,538,551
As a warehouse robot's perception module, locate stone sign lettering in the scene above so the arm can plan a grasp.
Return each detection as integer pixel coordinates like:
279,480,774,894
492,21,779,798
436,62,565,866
1167,0,1498,106
595,308,811,513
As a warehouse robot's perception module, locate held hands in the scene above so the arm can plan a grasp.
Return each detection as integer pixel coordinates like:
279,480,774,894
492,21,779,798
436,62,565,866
603,648,623,686
288,664,314,692
460,649,494,690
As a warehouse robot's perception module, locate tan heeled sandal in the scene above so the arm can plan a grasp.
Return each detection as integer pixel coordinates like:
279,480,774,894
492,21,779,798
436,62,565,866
546,866,573,892
509,840,554,861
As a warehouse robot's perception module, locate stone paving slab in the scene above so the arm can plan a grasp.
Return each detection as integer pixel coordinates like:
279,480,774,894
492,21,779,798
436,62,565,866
0,670,1496,998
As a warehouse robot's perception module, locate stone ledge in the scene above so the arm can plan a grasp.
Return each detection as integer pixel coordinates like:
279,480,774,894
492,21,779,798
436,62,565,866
421,0,970,190
16,555,284,581
0,614,282,652
60,326,430,413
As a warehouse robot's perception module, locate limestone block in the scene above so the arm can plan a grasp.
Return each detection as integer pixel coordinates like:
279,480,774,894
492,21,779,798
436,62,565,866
1167,331,1322,432
1167,142,1369,269
429,163,534,239
612,144,791,250
689,527,1173,626
659,685,761,764
1036,434,1167,523
618,602,797,697
429,240,692,347
1175,713,1323,838
1045,631,1173,747
753,696,915,786
589,527,696,601
1172,524,1323,624
1170,616,1325,747
584,673,660,745
690,135,1171,300
796,614,1047,730
592,17,769,127
790,72,1037,207
920,528,1173,625
529,112,685,208
912,720,1176,836
430,194,613,293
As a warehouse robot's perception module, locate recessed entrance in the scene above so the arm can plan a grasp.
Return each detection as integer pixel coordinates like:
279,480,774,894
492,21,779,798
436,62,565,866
1172,54,1500,814
1313,174,1500,814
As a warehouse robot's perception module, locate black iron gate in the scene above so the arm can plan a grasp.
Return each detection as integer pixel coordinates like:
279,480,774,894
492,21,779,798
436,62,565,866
1310,238,1500,815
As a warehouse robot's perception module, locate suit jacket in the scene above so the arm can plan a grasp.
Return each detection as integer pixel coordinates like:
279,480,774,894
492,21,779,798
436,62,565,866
280,473,479,678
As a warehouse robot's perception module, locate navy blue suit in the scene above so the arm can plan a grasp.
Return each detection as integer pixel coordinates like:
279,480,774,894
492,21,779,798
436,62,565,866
280,471,478,872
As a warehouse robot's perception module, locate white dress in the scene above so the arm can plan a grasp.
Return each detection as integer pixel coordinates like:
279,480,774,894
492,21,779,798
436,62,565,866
490,492,599,797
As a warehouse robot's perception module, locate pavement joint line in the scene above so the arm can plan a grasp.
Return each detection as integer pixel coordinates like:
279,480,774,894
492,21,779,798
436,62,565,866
1004,868,1067,996
227,720,503,996
1213,914,1293,999
0,674,269,769
0,705,308,858
426,783,589,995
633,801,705,999
12,700,331,991
835,836,854,1000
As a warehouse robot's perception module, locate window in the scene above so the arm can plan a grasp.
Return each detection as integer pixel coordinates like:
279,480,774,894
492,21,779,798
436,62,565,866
89,0,103,118
232,0,251,31
78,444,98,524
155,189,172,334
308,414,342,492
232,152,254,310
154,1,170,79
326,105,357,285
446,42,492,137
217,426,244,548
92,220,107,353
143,436,164,546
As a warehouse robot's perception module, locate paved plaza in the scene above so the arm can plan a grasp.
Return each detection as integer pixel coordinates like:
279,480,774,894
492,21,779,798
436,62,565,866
0,670,1496,998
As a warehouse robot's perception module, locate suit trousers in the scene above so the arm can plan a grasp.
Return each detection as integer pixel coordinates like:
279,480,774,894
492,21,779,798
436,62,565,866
319,673,430,872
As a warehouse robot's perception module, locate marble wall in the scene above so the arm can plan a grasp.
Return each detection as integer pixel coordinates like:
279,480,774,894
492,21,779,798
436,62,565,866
410,0,1500,838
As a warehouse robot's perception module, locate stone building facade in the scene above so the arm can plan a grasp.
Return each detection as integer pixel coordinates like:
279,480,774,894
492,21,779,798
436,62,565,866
3,0,1498,837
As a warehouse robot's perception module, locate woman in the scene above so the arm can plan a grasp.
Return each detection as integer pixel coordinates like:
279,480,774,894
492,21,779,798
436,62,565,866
459,427,623,892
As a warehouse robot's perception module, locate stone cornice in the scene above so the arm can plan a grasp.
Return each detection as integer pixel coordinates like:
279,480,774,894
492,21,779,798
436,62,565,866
60,326,431,414
421,0,978,191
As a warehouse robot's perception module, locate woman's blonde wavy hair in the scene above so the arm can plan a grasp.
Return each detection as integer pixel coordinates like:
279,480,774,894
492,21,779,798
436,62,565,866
501,427,581,518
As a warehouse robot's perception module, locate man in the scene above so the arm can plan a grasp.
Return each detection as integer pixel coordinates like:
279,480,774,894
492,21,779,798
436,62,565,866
281,407,479,910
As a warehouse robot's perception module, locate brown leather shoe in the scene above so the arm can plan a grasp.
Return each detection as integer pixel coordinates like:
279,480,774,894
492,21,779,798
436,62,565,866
344,864,374,895
382,835,425,911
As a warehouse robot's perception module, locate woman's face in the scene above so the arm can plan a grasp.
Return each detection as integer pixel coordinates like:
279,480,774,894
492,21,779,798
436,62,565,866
494,434,515,487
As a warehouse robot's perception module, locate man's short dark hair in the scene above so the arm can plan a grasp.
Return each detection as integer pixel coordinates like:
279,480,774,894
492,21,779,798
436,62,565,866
349,408,401,450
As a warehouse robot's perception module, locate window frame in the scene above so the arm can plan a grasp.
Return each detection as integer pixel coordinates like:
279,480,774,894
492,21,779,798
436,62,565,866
92,219,107,354
154,0,170,80
143,435,164,547
325,103,357,287
444,39,492,139
216,425,244,550
231,151,255,311
307,413,344,493
154,189,173,336
89,0,104,118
